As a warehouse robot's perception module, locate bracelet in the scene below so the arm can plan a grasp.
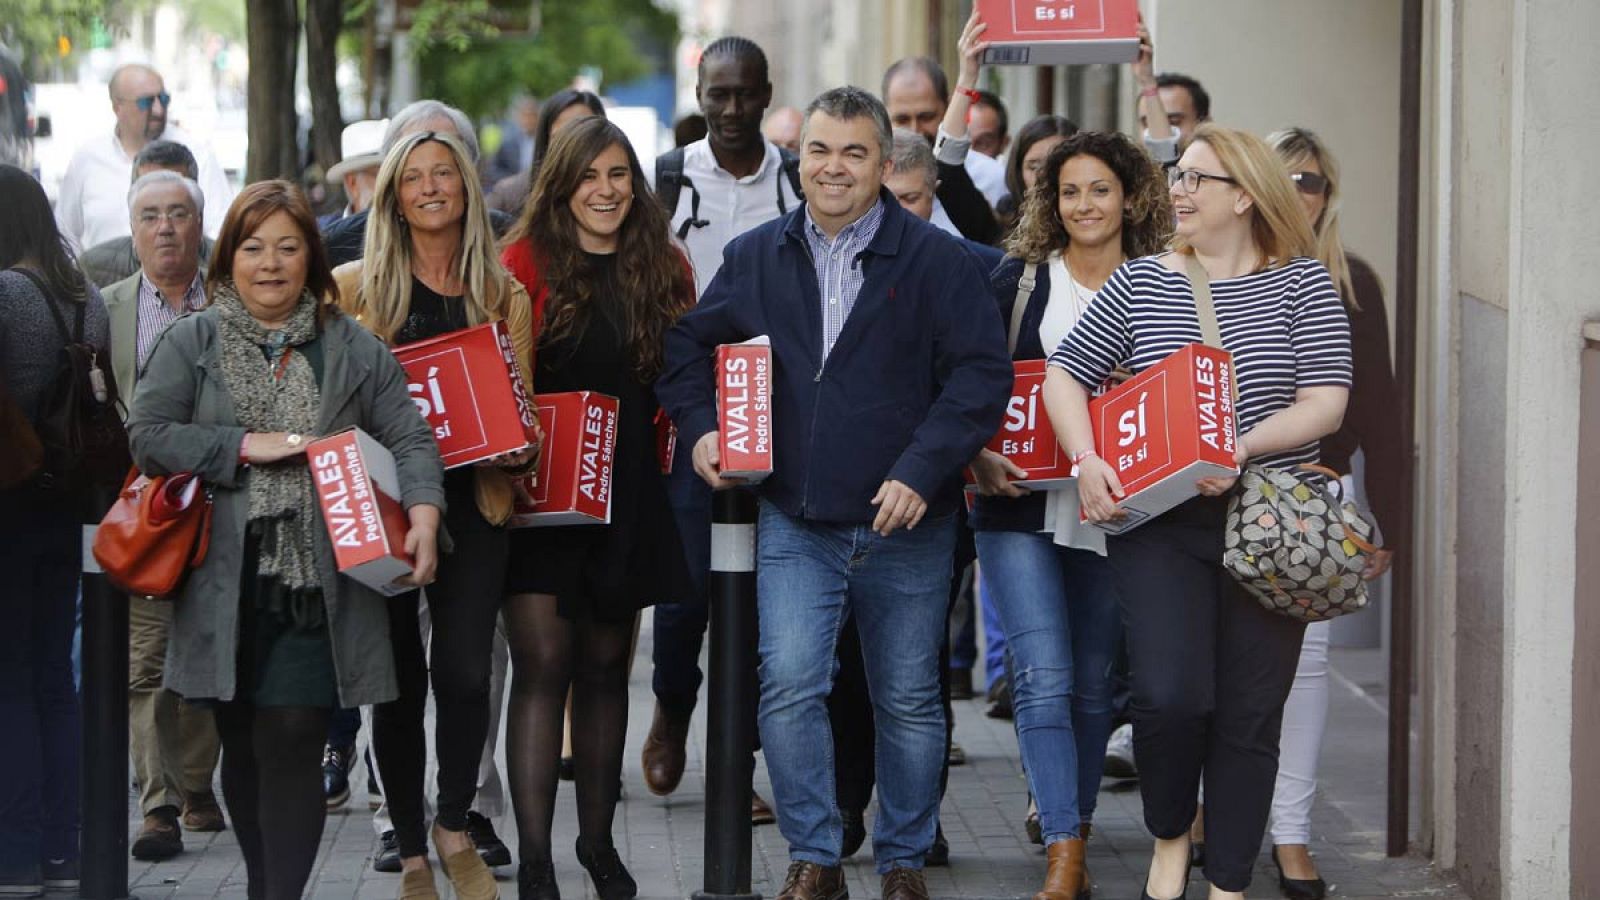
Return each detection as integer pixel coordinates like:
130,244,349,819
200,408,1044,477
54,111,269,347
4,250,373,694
956,86,982,103
1139,85,1160,98
1070,449,1098,465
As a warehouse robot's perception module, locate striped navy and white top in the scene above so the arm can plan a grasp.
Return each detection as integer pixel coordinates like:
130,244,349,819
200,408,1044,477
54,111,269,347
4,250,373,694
1049,254,1353,470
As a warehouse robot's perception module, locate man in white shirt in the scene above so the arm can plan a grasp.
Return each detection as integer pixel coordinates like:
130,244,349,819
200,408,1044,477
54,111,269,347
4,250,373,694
643,36,797,825
54,63,234,249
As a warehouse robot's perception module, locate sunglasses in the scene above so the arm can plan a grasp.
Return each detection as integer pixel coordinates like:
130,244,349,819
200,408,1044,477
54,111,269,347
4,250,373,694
125,92,171,112
1290,171,1329,195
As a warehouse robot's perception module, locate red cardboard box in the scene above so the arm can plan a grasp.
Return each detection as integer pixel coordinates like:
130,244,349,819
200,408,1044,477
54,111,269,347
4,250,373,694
394,320,540,469
716,337,773,481
977,0,1140,66
308,428,414,595
655,410,677,475
1085,343,1239,534
508,391,619,527
966,359,1075,491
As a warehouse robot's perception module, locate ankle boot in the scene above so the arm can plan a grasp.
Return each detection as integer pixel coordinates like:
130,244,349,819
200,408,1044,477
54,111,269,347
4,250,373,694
1034,837,1088,900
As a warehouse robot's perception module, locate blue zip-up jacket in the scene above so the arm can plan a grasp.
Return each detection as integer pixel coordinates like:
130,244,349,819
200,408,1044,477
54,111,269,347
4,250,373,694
970,255,1055,533
656,190,1012,525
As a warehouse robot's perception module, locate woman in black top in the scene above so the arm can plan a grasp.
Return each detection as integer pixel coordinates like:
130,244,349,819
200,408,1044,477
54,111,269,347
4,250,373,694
1261,127,1404,900
499,117,694,900
1044,124,1351,900
336,130,537,900
0,164,108,896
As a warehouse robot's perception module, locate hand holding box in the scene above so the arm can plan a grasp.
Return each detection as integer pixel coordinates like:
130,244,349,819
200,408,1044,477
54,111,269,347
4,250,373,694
716,336,774,481
308,428,415,595
976,0,1140,66
509,391,620,527
966,359,1075,491
394,320,541,469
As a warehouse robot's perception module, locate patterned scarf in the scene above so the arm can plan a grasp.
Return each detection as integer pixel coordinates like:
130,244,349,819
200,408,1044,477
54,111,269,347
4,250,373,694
212,279,326,629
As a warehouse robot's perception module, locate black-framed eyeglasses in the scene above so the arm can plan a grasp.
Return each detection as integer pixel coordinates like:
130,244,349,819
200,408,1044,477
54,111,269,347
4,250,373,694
1290,171,1329,196
125,92,171,112
1166,167,1238,193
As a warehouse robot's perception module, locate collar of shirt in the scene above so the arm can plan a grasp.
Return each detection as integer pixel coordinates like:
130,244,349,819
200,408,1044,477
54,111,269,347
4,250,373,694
684,138,781,185
138,269,207,314
804,196,885,256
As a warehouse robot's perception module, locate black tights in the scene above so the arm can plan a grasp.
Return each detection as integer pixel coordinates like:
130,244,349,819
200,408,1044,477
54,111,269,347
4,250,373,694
504,593,634,865
214,702,331,900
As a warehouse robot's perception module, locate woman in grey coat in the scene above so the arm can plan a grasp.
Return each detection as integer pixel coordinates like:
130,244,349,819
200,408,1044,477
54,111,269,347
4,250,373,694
127,180,445,900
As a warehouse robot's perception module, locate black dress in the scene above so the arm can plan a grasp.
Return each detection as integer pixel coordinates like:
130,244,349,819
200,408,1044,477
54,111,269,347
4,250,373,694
506,252,692,622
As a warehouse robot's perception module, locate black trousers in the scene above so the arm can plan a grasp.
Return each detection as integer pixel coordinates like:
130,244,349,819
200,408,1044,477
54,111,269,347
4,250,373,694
370,495,509,858
1107,495,1305,893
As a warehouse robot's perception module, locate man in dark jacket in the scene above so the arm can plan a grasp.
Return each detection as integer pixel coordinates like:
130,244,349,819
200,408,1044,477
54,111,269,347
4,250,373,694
656,86,1010,900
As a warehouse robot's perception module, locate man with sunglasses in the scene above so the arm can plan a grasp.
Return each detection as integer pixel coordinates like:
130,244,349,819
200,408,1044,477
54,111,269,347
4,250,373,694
54,63,233,250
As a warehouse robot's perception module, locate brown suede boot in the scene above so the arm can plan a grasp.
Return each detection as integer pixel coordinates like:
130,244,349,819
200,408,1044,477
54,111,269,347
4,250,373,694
1034,837,1088,900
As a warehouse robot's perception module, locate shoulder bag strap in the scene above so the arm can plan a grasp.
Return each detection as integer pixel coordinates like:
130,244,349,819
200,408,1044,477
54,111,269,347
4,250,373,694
1183,253,1238,404
1007,262,1037,356
12,267,78,344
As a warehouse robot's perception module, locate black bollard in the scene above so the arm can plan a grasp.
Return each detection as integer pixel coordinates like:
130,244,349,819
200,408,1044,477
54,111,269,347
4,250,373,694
693,487,761,900
80,545,131,900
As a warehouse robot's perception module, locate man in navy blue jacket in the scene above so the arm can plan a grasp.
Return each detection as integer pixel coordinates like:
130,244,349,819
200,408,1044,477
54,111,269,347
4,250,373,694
656,86,1010,900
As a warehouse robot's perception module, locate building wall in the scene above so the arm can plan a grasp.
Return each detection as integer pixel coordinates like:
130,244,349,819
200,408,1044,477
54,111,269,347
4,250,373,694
1145,0,1403,334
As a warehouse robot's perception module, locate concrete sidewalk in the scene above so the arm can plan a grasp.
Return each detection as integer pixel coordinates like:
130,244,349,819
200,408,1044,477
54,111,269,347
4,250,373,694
127,628,1465,899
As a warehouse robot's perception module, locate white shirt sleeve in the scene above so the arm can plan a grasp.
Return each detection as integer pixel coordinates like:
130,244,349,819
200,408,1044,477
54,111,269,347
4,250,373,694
193,147,235,240
1142,130,1180,165
54,150,89,253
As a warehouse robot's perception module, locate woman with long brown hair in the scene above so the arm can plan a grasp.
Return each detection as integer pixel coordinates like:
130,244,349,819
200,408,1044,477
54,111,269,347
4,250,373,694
974,130,1169,900
499,116,693,900
127,180,444,900
335,130,537,900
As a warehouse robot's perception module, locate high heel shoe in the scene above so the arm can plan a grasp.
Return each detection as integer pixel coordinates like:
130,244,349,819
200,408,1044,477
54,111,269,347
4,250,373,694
517,859,561,900
1141,837,1192,900
1271,846,1328,900
576,836,637,900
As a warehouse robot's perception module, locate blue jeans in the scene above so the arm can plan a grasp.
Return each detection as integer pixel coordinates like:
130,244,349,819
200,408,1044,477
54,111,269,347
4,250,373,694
974,530,1120,843
979,573,1009,689
0,510,82,869
756,500,956,873
651,436,713,712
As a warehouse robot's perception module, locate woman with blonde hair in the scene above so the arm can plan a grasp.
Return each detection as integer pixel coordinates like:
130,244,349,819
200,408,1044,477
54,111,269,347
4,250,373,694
335,129,538,900
973,129,1168,900
1042,123,1352,900
1260,127,1402,900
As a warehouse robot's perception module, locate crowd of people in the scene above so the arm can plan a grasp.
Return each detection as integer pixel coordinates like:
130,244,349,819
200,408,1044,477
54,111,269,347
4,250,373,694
1,9,1402,900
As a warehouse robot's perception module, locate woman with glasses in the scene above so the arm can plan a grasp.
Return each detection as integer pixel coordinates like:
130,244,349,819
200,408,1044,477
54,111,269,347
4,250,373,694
335,130,538,900
974,130,1169,900
1042,124,1352,900
1258,127,1403,900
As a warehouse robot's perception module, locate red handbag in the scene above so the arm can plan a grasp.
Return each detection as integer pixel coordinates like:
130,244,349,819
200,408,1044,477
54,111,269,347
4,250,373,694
92,468,214,598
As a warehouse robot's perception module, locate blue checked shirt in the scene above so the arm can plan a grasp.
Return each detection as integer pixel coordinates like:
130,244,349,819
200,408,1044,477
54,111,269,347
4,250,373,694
804,198,885,361
135,271,207,371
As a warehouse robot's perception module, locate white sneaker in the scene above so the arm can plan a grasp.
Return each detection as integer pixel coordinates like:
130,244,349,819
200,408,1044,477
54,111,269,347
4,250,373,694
1103,723,1137,779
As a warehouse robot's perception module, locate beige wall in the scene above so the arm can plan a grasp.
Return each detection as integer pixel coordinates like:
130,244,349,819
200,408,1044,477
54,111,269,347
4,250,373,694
1146,0,1403,317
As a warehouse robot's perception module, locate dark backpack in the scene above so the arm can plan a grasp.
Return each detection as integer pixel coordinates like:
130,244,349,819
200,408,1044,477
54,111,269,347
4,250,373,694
13,268,131,513
655,146,804,240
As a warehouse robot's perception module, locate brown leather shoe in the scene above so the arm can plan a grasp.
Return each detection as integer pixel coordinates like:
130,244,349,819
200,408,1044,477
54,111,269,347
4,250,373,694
775,861,847,900
181,792,226,832
130,806,183,861
751,791,776,826
640,702,691,796
1034,837,1088,900
880,867,929,900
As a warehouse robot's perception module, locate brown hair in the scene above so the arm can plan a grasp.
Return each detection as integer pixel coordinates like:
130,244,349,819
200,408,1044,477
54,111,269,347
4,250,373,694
502,117,692,379
206,179,340,323
1005,130,1171,265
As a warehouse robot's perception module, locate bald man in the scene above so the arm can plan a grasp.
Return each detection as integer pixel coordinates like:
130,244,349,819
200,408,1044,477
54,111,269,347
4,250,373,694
54,63,234,249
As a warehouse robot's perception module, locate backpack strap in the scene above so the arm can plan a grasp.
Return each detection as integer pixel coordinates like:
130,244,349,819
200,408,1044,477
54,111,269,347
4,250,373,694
654,147,685,217
1007,262,1037,356
11,267,80,344
776,147,803,214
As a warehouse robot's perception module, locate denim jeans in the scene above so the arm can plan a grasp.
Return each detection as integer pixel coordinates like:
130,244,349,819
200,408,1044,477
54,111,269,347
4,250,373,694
756,500,956,873
974,530,1120,843
0,509,82,869
979,574,1009,689
651,437,713,713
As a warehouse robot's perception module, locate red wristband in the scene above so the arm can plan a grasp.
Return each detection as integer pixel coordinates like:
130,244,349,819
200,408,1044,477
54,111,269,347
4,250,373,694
1140,85,1160,99
956,86,982,103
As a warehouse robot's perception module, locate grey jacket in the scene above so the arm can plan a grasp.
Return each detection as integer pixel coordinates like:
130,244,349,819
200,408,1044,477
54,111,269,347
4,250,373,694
126,307,446,707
